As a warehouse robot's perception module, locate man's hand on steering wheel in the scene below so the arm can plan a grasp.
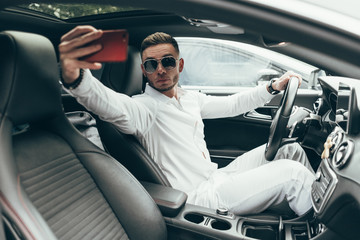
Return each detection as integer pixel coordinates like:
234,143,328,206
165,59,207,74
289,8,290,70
267,71,302,93
265,71,302,161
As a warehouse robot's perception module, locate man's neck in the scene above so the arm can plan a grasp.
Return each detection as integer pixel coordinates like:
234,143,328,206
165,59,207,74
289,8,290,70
161,85,179,99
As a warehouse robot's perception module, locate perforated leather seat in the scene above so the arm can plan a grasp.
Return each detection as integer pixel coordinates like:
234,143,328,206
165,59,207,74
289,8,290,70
0,31,167,240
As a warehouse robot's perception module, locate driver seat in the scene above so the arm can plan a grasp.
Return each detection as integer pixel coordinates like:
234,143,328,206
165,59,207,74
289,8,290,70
0,31,167,239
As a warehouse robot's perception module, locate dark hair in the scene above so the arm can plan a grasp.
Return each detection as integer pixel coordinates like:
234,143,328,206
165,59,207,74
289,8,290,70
140,32,179,57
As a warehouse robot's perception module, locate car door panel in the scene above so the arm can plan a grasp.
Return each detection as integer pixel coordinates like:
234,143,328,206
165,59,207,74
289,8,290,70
204,112,270,168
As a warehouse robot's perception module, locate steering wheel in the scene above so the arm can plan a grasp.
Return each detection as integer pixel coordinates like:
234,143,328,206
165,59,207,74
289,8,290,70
265,77,299,160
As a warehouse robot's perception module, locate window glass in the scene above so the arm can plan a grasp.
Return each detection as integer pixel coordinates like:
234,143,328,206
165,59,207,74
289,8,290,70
176,38,319,90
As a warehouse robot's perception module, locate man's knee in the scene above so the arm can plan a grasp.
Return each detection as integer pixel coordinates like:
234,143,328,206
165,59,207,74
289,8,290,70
281,161,315,191
282,161,315,215
277,143,312,169
282,143,305,156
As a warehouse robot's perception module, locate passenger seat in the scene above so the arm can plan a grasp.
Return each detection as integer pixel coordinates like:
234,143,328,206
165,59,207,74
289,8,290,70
0,30,167,240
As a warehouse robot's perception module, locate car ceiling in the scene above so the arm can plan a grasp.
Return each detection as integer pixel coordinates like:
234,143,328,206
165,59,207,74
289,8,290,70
1,0,360,79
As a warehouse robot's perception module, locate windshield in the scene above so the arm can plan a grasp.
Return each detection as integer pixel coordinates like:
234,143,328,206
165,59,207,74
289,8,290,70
250,0,360,36
300,0,360,20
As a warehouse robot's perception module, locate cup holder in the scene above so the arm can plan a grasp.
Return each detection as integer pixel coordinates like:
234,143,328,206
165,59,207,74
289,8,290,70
211,219,231,230
244,225,277,240
184,213,205,224
184,213,231,231
242,222,278,240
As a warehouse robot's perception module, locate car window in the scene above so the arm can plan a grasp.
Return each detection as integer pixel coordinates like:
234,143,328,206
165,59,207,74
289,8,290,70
176,37,320,92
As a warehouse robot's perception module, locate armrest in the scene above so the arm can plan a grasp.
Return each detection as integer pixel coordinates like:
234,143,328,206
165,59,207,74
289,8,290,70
141,181,187,217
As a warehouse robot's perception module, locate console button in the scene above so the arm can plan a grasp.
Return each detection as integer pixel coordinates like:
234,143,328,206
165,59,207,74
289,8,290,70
216,207,229,216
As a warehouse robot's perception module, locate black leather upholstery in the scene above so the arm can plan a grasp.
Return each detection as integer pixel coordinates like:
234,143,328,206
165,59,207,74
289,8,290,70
100,46,144,96
96,47,171,186
0,31,167,240
0,204,5,239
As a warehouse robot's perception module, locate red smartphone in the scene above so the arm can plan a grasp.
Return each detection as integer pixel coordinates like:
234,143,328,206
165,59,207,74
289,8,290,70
82,29,129,62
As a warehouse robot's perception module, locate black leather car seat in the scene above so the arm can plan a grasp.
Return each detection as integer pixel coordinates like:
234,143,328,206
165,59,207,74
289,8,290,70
0,31,167,240
95,47,171,186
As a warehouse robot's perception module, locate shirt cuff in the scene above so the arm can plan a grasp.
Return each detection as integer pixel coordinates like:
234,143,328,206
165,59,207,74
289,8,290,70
61,69,84,90
64,69,93,95
258,83,275,102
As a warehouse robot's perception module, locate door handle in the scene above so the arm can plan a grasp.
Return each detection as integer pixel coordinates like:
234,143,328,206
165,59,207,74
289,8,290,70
244,109,272,120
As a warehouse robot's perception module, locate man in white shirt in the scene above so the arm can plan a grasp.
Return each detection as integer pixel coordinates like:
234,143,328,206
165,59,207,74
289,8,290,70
59,26,315,216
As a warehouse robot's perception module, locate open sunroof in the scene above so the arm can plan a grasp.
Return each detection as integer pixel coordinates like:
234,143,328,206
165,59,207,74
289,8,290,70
16,3,143,20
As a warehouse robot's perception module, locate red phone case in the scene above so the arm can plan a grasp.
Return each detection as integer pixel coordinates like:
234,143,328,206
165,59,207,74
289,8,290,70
82,30,128,62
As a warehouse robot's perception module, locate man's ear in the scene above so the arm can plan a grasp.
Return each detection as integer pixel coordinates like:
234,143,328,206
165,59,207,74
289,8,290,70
179,58,184,73
140,64,147,77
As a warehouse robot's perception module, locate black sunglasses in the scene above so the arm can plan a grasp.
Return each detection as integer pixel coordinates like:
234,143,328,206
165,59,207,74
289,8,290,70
143,56,178,73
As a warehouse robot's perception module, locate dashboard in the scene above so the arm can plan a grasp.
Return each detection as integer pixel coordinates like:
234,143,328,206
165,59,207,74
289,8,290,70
311,76,360,240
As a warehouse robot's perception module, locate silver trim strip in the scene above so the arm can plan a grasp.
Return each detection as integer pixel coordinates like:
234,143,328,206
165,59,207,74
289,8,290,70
210,155,237,160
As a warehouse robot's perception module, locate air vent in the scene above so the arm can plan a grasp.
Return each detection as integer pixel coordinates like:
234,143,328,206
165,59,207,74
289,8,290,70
330,128,344,154
332,140,354,168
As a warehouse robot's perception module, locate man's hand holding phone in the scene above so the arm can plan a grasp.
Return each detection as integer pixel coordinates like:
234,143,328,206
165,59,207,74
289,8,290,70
59,26,128,85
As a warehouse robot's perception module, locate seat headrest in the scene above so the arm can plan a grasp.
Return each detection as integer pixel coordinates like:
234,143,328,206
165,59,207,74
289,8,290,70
100,46,143,96
0,31,62,126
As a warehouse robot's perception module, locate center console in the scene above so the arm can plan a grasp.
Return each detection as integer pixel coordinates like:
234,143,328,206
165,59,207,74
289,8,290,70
309,126,360,240
311,127,354,215
142,181,317,240
168,204,317,240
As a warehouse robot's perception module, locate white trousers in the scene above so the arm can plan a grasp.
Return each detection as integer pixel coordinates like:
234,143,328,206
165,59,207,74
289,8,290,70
188,143,315,216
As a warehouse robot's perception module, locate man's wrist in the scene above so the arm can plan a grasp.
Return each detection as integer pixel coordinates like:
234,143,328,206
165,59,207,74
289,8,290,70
60,69,84,90
267,78,280,95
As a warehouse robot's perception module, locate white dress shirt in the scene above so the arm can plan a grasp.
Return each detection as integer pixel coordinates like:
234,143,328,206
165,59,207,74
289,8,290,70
67,69,274,193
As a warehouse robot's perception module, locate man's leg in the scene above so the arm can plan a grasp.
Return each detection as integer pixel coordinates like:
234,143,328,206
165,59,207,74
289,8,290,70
213,160,315,216
276,143,314,174
188,143,315,215
219,143,314,174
